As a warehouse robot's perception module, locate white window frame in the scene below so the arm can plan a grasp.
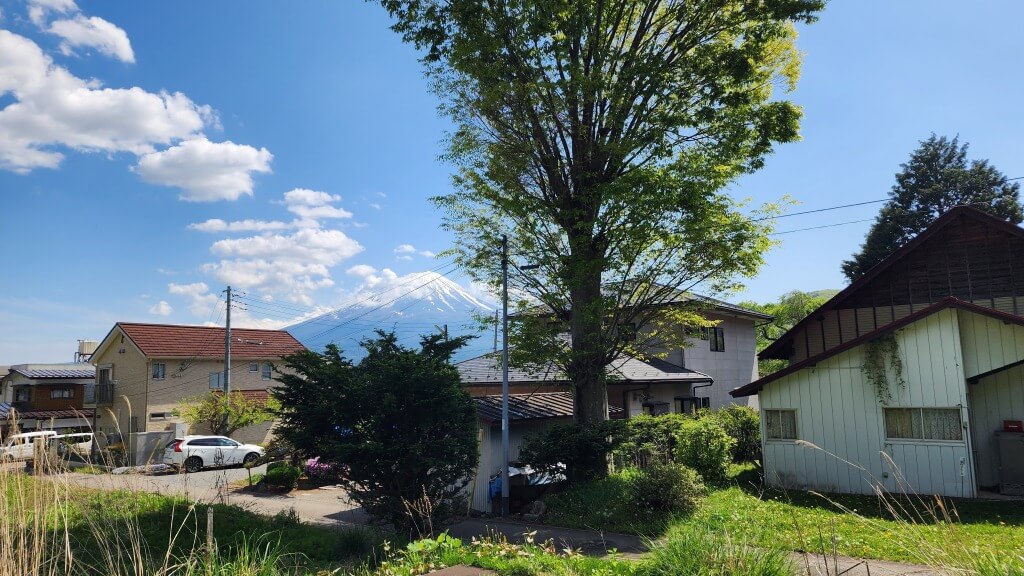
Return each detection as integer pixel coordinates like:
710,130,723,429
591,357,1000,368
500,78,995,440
764,409,798,441
152,362,166,380
883,407,963,443
261,362,272,381
50,388,74,399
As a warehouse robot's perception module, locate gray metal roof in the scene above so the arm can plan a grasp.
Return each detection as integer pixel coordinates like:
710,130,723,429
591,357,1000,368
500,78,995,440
456,352,712,385
11,368,95,379
473,391,623,422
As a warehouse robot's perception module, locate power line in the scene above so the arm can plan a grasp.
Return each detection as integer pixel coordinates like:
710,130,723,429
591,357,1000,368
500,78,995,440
772,218,875,235
752,199,887,222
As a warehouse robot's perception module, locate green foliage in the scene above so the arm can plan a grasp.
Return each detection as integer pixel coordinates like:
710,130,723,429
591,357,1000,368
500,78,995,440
263,464,302,490
623,464,705,515
714,405,761,463
739,290,836,375
862,333,905,404
612,414,688,468
638,524,794,576
174,391,279,438
675,417,735,483
378,0,823,433
844,134,1024,281
518,420,624,482
274,330,479,535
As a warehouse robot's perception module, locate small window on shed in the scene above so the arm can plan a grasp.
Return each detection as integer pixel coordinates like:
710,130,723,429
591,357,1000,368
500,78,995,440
765,409,797,440
884,408,962,441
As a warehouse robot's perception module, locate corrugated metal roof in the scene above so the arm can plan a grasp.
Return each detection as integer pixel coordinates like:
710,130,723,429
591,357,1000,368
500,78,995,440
11,368,95,379
456,352,712,385
0,404,93,421
112,322,306,359
473,391,623,422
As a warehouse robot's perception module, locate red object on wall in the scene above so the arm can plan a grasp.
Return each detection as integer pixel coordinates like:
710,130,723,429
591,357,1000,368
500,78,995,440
1003,420,1023,433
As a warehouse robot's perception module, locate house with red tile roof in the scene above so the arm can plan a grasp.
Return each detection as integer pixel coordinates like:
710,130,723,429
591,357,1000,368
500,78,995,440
90,322,306,464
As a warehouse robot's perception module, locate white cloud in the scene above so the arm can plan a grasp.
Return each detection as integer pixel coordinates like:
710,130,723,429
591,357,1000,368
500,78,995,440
28,0,77,26
419,250,435,258
188,218,292,233
49,15,135,63
346,264,377,278
394,244,417,254
147,300,172,316
201,228,363,304
136,137,272,201
283,188,352,220
168,282,220,317
369,202,382,210
0,30,213,173
396,255,413,261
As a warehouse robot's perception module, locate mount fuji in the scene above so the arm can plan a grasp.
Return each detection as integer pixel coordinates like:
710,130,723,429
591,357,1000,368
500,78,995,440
286,272,498,361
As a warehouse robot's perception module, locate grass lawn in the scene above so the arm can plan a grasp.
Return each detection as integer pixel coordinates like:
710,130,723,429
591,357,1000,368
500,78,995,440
543,464,1024,564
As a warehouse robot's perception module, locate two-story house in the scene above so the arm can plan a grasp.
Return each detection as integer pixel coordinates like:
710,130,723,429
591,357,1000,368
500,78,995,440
90,322,306,464
0,364,95,433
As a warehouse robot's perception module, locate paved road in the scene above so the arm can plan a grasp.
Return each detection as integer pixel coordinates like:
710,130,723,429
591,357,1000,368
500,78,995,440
60,466,368,526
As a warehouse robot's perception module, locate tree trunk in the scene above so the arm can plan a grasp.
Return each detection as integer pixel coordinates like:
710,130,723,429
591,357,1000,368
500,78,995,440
569,260,608,426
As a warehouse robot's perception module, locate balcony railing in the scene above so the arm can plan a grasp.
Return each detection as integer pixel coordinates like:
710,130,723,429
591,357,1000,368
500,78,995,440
94,383,115,405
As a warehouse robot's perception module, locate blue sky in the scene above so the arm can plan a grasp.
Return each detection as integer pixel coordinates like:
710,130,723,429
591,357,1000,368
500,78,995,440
2,0,1023,364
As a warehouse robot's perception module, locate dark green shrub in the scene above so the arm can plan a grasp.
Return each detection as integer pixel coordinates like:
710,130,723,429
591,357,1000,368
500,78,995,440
275,331,479,536
675,417,734,483
612,414,689,468
715,405,761,462
519,420,625,482
263,464,302,490
624,463,704,515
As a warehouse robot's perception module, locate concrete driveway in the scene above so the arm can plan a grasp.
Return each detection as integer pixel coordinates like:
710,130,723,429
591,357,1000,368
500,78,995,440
60,465,367,527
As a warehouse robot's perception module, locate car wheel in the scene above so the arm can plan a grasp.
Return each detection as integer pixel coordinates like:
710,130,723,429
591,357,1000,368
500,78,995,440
242,452,259,466
184,456,203,473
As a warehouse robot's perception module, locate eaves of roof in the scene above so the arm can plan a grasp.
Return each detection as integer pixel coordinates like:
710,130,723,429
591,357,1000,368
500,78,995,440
732,297,1024,398
759,206,1024,361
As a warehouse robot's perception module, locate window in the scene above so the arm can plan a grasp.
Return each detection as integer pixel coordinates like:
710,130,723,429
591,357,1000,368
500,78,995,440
151,362,166,380
709,327,725,352
209,372,224,390
188,438,219,447
14,389,30,402
884,408,962,441
149,412,174,421
261,362,272,380
216,438,239,447
50,388,75,399
675,396,710,414
97,368,111,386
249,362,259,373
765,409,798,440
84,383,95,403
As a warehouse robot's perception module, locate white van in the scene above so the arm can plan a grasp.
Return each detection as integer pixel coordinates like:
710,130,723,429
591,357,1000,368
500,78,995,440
53,433,93,458
0,431,57,461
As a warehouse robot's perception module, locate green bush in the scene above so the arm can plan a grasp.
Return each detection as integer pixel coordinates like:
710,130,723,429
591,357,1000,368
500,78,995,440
263,464,302,490
519,419,624,481
613,414,689,468
714,405,761,462
624,463,704,515
675,417,734,483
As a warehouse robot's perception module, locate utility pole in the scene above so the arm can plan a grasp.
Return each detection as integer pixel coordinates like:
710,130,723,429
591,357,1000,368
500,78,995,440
500,236,511,517
493,310,499,353
223,286,232,394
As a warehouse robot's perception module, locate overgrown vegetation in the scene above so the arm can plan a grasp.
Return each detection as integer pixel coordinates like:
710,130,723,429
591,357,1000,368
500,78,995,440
543,464,1024,568
862,333,905,404
275,331,479,536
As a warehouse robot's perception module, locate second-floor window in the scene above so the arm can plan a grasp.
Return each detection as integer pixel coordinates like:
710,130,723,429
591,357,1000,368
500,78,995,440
709,326,725,352
14,389,30,402
152,363,166,380
209,372,224,390
249,362,259,373
50,388,74,399
262,362,272,380
98,367,112,385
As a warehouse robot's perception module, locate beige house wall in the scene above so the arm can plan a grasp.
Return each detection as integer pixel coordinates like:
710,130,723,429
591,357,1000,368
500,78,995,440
91,335,149,442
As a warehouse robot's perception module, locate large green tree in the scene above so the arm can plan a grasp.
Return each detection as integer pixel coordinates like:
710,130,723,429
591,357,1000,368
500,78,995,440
739,289,836,375
378,0,823,430
174,391,279,438
843,134,1023,281
273,331,478,535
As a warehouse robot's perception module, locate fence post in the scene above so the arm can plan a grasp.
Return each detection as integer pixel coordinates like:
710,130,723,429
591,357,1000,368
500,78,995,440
206,507,214,555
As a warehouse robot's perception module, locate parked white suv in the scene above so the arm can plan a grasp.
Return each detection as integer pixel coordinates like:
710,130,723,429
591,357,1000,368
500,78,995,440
162,435,263,473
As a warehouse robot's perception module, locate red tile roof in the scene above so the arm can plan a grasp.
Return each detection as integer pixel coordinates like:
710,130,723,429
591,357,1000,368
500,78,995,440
213,389,272,405
114,322,306,359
